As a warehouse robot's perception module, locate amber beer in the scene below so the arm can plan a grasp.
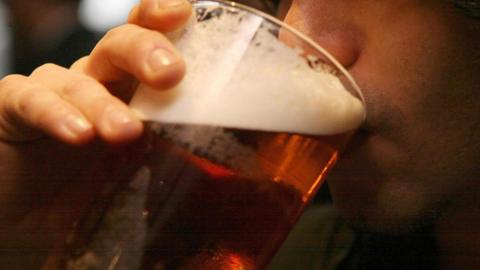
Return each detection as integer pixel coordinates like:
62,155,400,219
48,121,353,270
44,2,366,268
139,122,352,270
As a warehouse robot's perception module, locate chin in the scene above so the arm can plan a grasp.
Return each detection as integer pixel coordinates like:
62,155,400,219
329,182,454,236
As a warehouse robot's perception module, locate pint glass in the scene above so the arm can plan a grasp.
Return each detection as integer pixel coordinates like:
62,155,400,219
43,1,366,269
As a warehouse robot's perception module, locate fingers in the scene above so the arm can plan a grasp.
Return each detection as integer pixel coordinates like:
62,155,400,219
0,74,94,144
72,0,192,90
128,0,192,32
80,24,186,90
0,0,194,145
30,64,143,144
0,65,143,145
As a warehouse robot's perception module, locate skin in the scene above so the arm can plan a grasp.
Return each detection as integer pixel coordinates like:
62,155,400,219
277,0,480,268
279,0,480,230
0,0,479,268
0,0,190,267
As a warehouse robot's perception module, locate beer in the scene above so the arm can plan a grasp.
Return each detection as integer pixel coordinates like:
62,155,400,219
46,122,352,270
43,2,366,269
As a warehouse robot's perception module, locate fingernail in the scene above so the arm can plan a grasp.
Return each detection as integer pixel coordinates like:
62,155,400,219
64,114,92,135
157,0,187,9
103,108,142,141
106,108,136,128
148,48,179,71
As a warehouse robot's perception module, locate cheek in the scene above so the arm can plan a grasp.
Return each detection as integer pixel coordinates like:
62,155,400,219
349,2,477,170
330,4,480,228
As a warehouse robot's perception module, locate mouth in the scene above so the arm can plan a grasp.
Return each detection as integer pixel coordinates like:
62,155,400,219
341,128,370,157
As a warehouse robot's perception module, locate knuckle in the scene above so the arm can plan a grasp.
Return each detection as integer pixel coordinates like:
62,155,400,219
2,81,58,120
103,24,137,43
91,92,125,115
127,5,140,22
0,75,28,113
13,87,43,116
135,37,158,56
96,24,166,63
36,101,67,123
1,74,24,83
31,63,63,77
0,74,65,129
70,56,89,70
0,74,25,93
93,25,141,59
62,76,94,97
100,23,169,54
62,75,114,107
102,26,119,42
15,88,66,125
133,31,171,59
2,86,36,123
138,2,192,31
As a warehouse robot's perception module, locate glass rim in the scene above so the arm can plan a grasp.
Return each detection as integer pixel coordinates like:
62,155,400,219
188,0,367,119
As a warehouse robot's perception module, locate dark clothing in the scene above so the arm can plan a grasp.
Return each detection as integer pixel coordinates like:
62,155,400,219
12,25,100,75
268,205,438,270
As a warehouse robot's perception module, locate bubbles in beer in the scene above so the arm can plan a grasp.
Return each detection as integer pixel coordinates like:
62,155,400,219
149,123,263,180
65,167,150,270
130,4,365,135
48,4,364,270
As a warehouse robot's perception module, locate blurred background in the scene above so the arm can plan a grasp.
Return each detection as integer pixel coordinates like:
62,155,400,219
0,0,279,77
0,0,137,76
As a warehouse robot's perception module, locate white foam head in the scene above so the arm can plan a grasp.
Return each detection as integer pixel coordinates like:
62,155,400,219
130,2,365,135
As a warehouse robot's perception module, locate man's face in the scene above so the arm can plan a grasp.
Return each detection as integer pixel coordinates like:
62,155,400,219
277,0,480,234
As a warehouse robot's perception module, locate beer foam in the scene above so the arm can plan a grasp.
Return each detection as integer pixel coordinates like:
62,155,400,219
130,5,365,135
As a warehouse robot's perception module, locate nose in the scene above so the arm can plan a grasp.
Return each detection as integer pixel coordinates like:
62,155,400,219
283,3,362,70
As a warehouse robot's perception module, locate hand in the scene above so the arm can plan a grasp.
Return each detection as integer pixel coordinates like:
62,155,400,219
0,0,192,266
0,0,192,145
